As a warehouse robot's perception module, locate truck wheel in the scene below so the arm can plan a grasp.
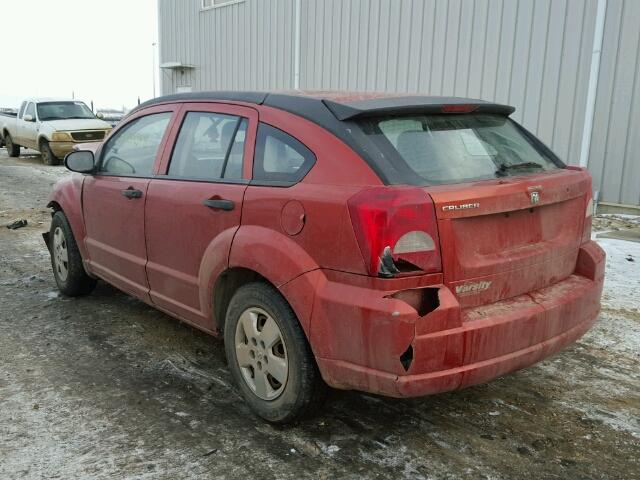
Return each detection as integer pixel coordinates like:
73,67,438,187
224,282,327,423
48,211,97,296
40,140,59,166
4,133,20,157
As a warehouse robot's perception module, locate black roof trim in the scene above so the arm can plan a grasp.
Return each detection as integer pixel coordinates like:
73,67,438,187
133,91,515,121
129,91,517,185
322,96,516,120
132,91,268,114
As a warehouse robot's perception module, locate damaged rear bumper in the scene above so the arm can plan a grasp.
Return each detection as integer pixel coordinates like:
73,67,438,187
306,241,605,398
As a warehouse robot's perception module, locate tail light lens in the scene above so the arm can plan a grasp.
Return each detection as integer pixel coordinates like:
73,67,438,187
441,104,478,114
347,187,442,277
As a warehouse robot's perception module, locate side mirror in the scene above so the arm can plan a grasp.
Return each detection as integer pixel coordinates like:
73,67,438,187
23,114,34,122
65,150,95,173
96,112,104,119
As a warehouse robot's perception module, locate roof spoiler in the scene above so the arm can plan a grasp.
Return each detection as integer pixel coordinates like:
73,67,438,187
322,96,516,121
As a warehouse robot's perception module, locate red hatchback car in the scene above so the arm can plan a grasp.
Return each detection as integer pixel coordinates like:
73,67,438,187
45,91,605,423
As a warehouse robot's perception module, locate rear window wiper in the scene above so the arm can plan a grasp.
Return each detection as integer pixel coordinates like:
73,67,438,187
496,161,543,176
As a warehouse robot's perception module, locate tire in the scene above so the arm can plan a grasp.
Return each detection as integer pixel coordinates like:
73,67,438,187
40,140,59,166
49,211,96,296
5,133,20,157
224,282,327,423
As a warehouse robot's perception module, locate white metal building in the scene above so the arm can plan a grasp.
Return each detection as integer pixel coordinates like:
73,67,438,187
158,0,640,212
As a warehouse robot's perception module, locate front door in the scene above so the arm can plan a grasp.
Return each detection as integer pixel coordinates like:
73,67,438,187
83,107,175,301
144,103,258,329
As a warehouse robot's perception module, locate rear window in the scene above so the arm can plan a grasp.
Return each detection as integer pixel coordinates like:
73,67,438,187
358,114,561,184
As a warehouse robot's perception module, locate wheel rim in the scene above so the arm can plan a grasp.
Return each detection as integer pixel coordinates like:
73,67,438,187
234,307,288,400
52,227,69,281
42,146,50,163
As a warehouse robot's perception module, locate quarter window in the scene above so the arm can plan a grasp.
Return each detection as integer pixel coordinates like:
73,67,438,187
100,112,171,176
253,123,315,183
169,111,247,181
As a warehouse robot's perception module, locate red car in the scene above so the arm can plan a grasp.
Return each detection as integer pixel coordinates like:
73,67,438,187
45,92,605,423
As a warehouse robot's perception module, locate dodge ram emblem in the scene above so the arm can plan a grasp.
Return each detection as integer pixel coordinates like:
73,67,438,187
530,191,540,204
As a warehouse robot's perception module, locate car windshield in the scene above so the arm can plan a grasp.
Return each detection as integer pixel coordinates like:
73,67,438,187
358,113,561,184
37,102,96,121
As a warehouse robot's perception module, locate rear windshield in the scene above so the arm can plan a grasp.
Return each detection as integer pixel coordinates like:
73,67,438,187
358,114,561,184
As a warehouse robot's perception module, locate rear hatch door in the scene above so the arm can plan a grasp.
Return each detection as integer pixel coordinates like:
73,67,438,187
428,168,590,308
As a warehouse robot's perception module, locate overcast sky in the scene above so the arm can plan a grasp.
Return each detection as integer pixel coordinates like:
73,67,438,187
0,0,158,111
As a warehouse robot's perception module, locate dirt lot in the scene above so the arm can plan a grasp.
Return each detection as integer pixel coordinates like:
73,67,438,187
1,151,638,479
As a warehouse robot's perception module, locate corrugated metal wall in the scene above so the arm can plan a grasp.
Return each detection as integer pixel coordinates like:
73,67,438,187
588,0,640,207
159,0,297,92
158,0,640,207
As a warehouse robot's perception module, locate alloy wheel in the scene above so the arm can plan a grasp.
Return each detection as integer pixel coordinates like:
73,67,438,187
52,227,69,281
42,146,51,165
234,307,289,400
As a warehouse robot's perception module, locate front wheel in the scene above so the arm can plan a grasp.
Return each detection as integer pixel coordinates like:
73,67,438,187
49,211,96,296
224,282,327,423
5,133,20,157
40,140,59,165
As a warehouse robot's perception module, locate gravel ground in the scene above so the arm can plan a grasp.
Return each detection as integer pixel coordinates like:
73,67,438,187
0,152,638,480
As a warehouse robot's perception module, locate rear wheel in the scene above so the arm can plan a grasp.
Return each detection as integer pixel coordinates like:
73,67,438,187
49,211,96,296
224,282,327,423
5,133,20,157
40,140,59,165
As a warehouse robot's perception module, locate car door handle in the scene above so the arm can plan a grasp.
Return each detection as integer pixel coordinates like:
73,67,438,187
203,198,235,211
121,187,143,199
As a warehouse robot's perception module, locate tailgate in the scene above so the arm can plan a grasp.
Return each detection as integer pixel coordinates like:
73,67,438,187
428,169,590,308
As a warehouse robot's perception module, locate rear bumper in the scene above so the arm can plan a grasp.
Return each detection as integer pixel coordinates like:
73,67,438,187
307,241,605,397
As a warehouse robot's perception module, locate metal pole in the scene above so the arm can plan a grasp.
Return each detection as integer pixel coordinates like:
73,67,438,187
152,42,157,98
579,0,607,168
293,0,301,90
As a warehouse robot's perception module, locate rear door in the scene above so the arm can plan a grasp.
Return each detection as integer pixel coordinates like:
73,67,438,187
144,103,257,329
18,102,37,148
13,102,26,144
83,105,177,301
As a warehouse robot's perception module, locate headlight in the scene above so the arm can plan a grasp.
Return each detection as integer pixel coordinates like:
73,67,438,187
51,132,73,141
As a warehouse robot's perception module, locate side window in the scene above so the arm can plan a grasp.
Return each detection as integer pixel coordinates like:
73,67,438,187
168,111,247,181
18,102,27,118
100,112,171,176
253,123,315,183
24,103,36,119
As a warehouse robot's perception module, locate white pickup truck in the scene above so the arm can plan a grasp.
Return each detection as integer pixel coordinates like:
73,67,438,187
0,98,112,165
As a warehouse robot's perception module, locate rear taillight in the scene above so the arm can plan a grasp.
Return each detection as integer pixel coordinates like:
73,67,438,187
441,104,478,114
347,187,442,277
